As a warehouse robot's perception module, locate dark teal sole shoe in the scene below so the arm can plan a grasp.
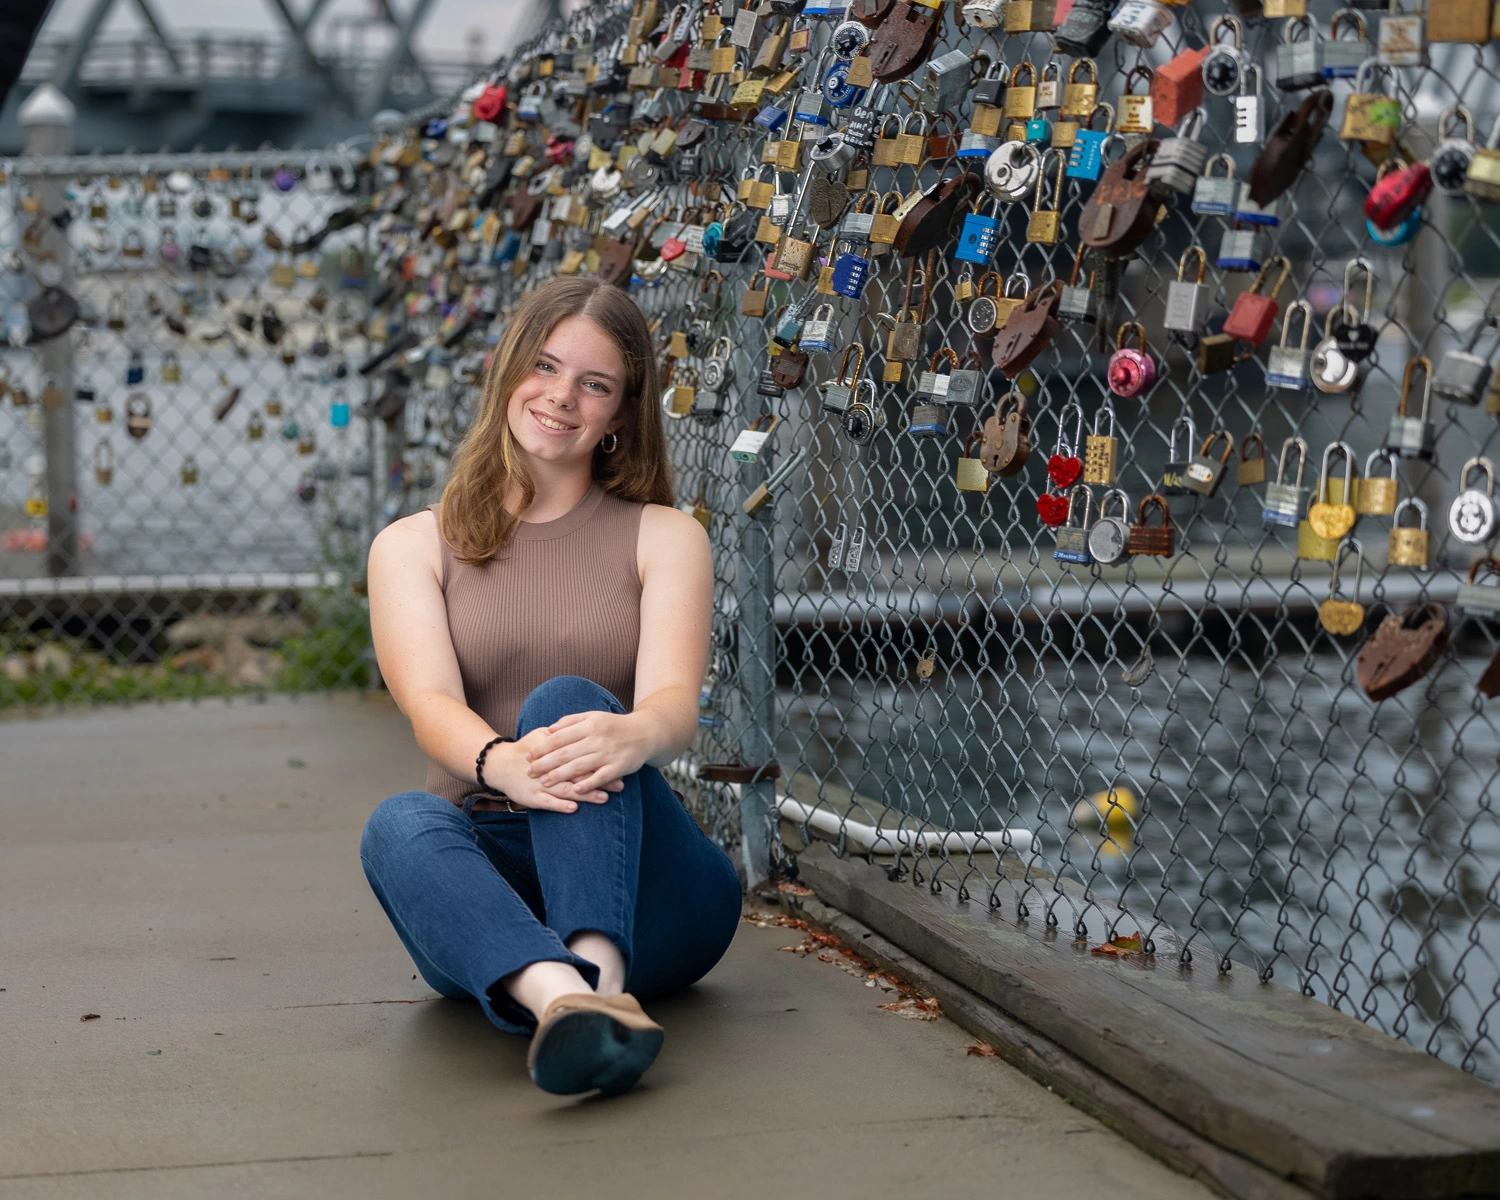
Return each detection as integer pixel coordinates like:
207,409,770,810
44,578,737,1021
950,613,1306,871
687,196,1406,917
526,992,666,1097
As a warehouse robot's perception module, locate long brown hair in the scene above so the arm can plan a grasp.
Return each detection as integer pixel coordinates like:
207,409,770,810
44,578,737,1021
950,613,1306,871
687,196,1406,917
438,277,671,565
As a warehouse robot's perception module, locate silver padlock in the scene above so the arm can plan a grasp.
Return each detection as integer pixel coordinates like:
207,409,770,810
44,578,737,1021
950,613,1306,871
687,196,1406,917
800,303,837,351
1164,246,1210,334
1275,17,1323,90
1377,0,1425,67
984,140,1042,202
920,48,972,114
962,0,1007,26
1053,485,1096,564
1088,488,1132,565
1262,437,1310,527
946,358,984,408
1234,64,1265,143
1457,558,1500,617
821,345,865,414
730,413,781,462
1107,0,1173,47
1433,316,1498,406
1322,9,1372,79
1216,225,1267,272
1311,308,1362,394
915,349,957,402
1385,357,1437,461
1161,415,1198,497
701,336,736,390
1233,181,1283,227
1266,300,1314,390
1450,456,1498,544
1191,154,1238,215
1145,107,1209,195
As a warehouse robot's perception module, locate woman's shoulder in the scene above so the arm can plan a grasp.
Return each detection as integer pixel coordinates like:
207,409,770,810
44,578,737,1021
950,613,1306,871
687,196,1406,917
369,507,443,577
636,502,711,557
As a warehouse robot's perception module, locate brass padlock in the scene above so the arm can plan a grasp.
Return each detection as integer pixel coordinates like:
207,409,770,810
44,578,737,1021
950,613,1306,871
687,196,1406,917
1083,401,1118,485
956,431,990,492
1357,450,1399,516
93,440,114,486
181,455,199,486
1388,497,1431,568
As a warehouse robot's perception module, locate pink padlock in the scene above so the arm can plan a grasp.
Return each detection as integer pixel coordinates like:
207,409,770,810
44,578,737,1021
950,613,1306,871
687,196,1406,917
1107,321,1157,398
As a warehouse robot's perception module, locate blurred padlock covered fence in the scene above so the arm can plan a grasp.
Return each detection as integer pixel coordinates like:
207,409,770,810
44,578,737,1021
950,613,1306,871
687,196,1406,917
0,134,392,702
8,0,1500,1085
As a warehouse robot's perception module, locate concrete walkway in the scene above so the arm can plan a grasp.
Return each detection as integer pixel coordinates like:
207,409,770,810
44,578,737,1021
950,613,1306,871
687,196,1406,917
0,693,1213,1200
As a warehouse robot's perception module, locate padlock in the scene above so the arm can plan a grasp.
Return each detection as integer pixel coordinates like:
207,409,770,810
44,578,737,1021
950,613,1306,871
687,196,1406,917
1164,246,1211,333
1005,0,1057,32
1201,15,1248,95
955,196,1001,263
1054,485,1097,564
1186,430,1235,497
1458,558,1500,618
1343,59,1403,151
1356,450,1400,516
1054,0,1112,56
1232,181,1284,227
964,0,1008,26
1036,60,1061,110
1058,248,1099,323
1107,323,1157,398
1083,402,1118,485
841,380,884,446
757,368,788,399
909,401,949,437
1319,539,1367,637
920,48,972,114
1266,300,1314,390
987,138,1043,199
1310,308,1363,395
93,439,114,486
1109,0,1172,46
742,270,771,316
247,408,265,440
831,242,871,299
1432,106,1478,195
1464,112,1500,201
181,455,199,486
1450,456,1498,544
915,348,957,401
1308,442,1359,540
742,446,809,517
1385,356,1436,461
1297,518,1342,562
1025,152,1065,244
701,337,737,392
980,389,1032,476
1152,43,1209,127
1066,110,1116,180
1275,17,1323,90
125,351,145,386
956,431,991,492
1223,256,1292,346
1128,494,1176,556
1192,153,1238,215
1145,107,1208,194
1433,315,1499,406
1322,9,1372,78
1003,60,1038,119
1332,258,1379,362
800,303,837,352
1116,66,1155,134
730,413,781,462
1388,497,1431,568
966,271,1006,335
821,345,865,413
1162,416,1198,496
1378,0,1426,66
1238,433,1267,486
125,392,152,440
1234,65,1266,144
1428,0,1491,41
1088,489,1133,565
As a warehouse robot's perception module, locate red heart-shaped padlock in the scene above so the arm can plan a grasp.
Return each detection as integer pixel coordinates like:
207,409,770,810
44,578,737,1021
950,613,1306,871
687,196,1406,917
660,236,687,261
472,83,507,123
1037,493,1070,526
1047,454,1082,489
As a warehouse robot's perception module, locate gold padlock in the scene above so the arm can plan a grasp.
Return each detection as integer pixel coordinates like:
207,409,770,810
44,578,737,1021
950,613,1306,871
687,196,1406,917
1083,401,1119,485
956,432,990,492
1388,497,1431,568
1319,540,1366,636
1297,519,1341,562
181,455,199,486
1307,442,1358,540
772,234,813,279
1356,450,1398,515
1003,61,1038,118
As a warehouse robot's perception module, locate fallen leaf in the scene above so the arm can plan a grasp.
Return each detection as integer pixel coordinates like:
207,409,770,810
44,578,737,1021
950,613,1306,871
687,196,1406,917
146,1049,162,1056
877,996,942,1021
1090,931,1145,956
287,757,306,769
80,1013,100,1021
776,882,813,895
967,1042,998,1057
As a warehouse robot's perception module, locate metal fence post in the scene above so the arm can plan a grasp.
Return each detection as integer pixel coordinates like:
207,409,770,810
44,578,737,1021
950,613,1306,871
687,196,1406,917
19,85,79,578
736,461,777,890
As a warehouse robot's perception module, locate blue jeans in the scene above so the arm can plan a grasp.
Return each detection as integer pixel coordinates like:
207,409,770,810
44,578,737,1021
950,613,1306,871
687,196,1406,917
360,676,743,1034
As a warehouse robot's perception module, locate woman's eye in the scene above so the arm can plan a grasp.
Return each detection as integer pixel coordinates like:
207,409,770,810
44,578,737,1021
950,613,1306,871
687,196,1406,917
536,361,553,372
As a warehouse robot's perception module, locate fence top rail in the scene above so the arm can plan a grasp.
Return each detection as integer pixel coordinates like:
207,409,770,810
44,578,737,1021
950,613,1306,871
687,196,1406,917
2,149,367,177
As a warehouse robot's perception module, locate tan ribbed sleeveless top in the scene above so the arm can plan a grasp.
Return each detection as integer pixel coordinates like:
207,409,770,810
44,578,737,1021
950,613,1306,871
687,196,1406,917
423,483,645,804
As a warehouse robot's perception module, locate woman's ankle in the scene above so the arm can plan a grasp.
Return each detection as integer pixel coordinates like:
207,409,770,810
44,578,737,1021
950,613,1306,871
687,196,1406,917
566,930,626,996
497,959,594,1020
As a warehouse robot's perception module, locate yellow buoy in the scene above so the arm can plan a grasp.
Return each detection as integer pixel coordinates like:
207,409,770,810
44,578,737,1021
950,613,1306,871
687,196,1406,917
1071,786,1139,837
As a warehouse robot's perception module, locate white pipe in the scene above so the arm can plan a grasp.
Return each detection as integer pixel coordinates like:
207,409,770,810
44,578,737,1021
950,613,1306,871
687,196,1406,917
663,758,1034,856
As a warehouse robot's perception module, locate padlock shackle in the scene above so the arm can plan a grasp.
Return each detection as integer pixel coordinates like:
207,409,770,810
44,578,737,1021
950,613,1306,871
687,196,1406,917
1280,299,1314,350
1459,455,1497,495
1115,321,1148,353
929,347,959,371
1178,245,1207,284
1138,493,1171,526
1210,13,1244,46
1068,58,1098,84
1329,536,1364,601
1467,556,1500,585
1169,414,1197,456
1276,436,1309,486
1066,483,1094,527
1085,102,1116,133
1393,495,1429,528
1343,256,1375,322
1100,487,1130,520
1093,400,1116,436
1399,355,1434,418
1241,432,1265,462
1056,400,1084,454
1365,447,1399,478
1203,152,1235,180
837,343,865,385
1200,429,1234,464
1318,440,1357,503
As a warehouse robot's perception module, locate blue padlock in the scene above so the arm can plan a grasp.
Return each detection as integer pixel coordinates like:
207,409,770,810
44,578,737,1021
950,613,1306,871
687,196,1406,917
772,298,807,348
125,351,144,386
754,103,788,134
821,59,867,109
794,87,833,127
1067,129,1110,180
1367,205,1421,246
1025,115,1052,144
954,199,1001,264
330,397,350,428
493,230,521,263
909,401,949,437
831,242,870,299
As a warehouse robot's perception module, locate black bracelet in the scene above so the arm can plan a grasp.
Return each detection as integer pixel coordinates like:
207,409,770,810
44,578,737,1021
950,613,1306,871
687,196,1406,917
475,735,514,797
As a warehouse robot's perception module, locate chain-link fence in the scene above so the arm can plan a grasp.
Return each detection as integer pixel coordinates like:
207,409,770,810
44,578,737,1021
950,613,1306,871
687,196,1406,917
0,142,388,703
8,0,1499,1085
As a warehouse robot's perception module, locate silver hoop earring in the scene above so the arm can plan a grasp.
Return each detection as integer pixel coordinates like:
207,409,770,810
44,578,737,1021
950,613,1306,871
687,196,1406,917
601,432,619,454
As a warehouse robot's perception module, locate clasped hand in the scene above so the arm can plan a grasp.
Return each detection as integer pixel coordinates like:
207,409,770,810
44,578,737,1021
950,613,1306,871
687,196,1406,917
504,712,647,812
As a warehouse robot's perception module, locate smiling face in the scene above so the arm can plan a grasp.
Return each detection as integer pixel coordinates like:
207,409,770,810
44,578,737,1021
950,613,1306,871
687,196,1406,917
505,314,628,466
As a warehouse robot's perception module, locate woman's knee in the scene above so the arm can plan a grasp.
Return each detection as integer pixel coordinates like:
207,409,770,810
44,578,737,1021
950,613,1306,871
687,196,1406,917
360,790,460,865
516,675,624,735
